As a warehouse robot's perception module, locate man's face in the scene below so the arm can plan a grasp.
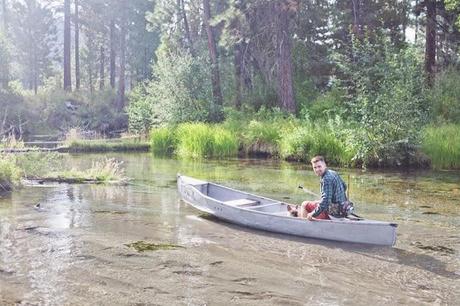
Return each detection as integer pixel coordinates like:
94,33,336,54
311,160,326,176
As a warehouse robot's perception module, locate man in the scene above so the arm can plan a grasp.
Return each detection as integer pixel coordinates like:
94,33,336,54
299,155,349,220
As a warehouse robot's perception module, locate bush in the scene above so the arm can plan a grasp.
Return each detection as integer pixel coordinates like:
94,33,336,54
0,155,21,192
279,120,354,166
429,67,460,124
337,37,428,167
422,124,460,169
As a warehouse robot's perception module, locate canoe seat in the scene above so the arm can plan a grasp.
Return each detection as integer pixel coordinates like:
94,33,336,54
224,198,259,207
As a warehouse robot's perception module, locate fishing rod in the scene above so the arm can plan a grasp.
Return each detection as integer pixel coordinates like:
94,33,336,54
297,185,319,197
298,184,362,219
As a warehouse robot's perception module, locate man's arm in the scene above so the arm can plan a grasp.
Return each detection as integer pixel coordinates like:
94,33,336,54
311,177,332,217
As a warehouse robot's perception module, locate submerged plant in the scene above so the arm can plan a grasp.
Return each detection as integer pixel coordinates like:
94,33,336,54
125,240,184,252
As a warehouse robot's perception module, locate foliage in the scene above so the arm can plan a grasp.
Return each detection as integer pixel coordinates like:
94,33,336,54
422,124,460,169
429,67,460,124
127,83,155,134
336,37,428,167
10,0,57,92
14,152,63,178
0,154,21,192
278,118,355,166
149,51,213,124
445,0,460,29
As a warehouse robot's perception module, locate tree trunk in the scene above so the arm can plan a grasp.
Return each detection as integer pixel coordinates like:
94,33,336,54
234,44,242,110
74,0,80,90
117,8,126,111
63,0,72,91
110,19,116,89
0,0,8,89
1,0,7,34
180,0,194,56
415,0,419,43
425,0,436,86
275,1,296,113
99,45,105,90
203,0,223,122
351,0,361,37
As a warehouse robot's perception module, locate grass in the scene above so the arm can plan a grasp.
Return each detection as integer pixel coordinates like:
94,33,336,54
422,124,460,169
66,138,150,152
45,158,129,184
150,127,176,155
174,122,238,158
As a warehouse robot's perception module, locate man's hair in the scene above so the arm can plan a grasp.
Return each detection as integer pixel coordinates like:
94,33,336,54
310,155,325,164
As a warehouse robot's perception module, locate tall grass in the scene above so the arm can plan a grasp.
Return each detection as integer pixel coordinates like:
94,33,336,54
175,122,238,158
150,127,176,155
279,122,354,166
422,124,460,169
242,120,282,156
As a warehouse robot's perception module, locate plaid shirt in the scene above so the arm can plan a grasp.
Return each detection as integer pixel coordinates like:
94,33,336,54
312,169,347,217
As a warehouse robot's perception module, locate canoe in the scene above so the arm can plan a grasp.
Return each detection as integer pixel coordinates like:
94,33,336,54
177,174,397,246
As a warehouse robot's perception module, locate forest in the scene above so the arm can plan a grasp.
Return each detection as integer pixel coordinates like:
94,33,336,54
0,0,460,169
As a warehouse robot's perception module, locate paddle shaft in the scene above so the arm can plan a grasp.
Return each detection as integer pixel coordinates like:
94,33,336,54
298,185,319,197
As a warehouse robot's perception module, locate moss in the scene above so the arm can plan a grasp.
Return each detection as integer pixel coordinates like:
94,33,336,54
124,240,184,252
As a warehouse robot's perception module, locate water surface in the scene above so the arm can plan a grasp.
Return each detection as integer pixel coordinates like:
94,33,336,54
1,153,459,305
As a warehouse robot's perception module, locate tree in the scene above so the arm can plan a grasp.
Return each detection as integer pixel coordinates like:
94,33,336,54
274,0,296,113
75,0,80,90
11,0,57,93
425,0,436,85
203,0,223,122
0,32,10,89
64,0,71,91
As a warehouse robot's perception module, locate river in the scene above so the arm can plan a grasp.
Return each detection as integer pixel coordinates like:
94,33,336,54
0,153,459,305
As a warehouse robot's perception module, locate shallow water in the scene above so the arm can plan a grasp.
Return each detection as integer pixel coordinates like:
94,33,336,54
1,153,459,305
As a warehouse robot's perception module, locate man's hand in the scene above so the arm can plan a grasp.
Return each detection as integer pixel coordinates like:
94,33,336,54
306,212,314,221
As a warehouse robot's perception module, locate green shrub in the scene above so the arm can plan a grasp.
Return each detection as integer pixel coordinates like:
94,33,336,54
242,120,282,156
150,127,176,155
422,124,460,169
0,155,21,192
429,67,460,124
336,38,428,167
279,120,354,166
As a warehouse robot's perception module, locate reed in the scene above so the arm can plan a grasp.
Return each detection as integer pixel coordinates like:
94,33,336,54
422,124,460,169
212,127,239,157
242,120,282,156
45,158,129,184
174,122,239,158
150,127,176,155
279,123,353,166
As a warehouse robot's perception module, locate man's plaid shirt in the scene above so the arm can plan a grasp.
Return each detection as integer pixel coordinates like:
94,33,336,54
312,169,347,217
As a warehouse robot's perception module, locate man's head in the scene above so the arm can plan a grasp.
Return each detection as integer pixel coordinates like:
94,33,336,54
310,155,327,176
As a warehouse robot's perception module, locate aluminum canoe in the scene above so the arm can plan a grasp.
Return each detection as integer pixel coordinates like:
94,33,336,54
177,174,397,246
